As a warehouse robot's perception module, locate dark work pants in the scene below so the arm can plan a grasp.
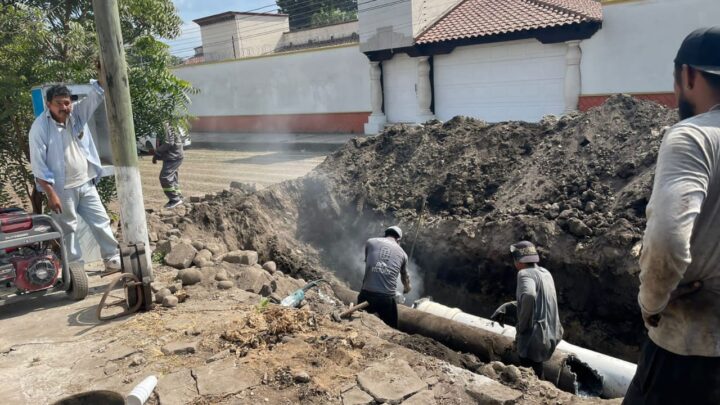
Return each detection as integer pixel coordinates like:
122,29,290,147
159,158,183,202
519,357,545,379
622,338,720,405
358,289,398,328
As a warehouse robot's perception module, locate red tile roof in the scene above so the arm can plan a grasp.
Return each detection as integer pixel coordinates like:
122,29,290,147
416,0,602,44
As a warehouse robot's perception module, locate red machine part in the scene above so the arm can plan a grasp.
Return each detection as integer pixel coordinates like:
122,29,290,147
11,254,61,292
0,211,32,233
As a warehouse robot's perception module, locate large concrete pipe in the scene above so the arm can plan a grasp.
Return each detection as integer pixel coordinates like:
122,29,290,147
329,284,599,396
414,298,636,399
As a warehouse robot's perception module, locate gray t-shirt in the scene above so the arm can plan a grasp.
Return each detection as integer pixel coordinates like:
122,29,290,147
58,122,91,189
361,237,408,296
516,265,563,362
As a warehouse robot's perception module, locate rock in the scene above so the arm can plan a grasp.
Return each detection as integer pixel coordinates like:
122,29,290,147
205,192,216,200
150,282,163,293
104,362,119,376
500,365,521,384
262,261,277,274
357,359,426,403
568,218,593,237
161,340,198,355
190,195,203,203
223,250,259,266
194,358,258,396
234,266,273,294
129,354,146,367
215,269,229,281
156,239,177,255
217,280,234,290
342,387,374,405
168,282,183,294
166,228,182,237
161,216,178,225
293,370,311,383
179,268,203,286
205,242,227,256
268,293,282,304
155,288,172,304
157,370,197,405
401,390,436,405
584,201,597,214
165,242,197,269
259,284,273,297
424,376,439,386
149,232,159,242
193,249,213,266
162,295,179,308
206,349,231,363
160,209,174,217
465,375,523,404
192,241,205,251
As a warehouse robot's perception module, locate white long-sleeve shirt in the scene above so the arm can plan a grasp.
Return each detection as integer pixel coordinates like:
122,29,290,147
639,106,720,356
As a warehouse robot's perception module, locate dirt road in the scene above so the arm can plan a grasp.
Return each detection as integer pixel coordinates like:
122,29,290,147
138,148,327,207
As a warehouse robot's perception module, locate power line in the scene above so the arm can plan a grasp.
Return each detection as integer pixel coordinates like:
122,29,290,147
169,0,413,57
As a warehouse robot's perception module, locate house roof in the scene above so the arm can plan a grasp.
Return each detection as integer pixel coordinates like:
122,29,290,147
416,0,602,44
193,11,288,26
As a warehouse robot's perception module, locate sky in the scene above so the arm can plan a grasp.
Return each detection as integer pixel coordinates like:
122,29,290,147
169,0,278,58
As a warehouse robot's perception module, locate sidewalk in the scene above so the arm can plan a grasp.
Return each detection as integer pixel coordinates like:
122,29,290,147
189,132,362,152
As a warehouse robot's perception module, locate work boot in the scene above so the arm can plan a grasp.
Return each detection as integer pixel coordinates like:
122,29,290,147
164,198,183,209
104,254,121,271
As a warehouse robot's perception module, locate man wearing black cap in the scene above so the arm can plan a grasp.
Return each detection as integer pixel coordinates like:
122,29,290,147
624,27,720,404
358,226,411,328
509,241,563,378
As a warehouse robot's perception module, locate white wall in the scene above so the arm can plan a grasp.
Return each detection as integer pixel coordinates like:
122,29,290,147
582,0,720,95
359,0,462,52
359,0,414,52
383,53,419,123
278,21,358,49
200,20,238,62
412,0,463,37
236,15,289,57
434,40,567,122
173,45,371,116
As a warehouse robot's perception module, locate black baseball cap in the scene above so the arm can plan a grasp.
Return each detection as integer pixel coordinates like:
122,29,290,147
675,27,720,75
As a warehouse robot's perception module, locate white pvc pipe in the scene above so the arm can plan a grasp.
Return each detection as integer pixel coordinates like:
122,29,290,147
414,299,636,399
126,375,158,405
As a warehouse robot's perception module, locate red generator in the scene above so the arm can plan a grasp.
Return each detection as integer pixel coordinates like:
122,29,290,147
0,208,87,301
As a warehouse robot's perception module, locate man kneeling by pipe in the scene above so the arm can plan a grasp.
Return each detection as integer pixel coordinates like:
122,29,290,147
501,241,564,378
357,226,411,328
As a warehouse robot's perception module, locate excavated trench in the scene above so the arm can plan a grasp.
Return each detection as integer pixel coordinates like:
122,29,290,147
190,95,679,367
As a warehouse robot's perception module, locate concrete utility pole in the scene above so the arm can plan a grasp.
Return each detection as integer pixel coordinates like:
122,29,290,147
93,0,152,270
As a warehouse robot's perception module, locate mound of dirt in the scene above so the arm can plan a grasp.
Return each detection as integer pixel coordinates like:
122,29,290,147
184,95,677,361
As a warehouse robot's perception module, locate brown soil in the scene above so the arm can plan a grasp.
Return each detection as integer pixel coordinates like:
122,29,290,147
182,95,677,362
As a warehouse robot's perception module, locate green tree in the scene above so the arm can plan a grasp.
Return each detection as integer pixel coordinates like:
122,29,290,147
310,7,357,27
276,0,357,30
0,1,193,211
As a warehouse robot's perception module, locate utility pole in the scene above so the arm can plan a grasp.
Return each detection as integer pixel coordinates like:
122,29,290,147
93,0,152,271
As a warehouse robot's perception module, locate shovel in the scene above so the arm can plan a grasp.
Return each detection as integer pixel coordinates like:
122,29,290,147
331,301,369,322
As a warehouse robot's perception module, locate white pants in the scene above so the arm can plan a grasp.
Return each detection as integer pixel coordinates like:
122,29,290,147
52,181,118,263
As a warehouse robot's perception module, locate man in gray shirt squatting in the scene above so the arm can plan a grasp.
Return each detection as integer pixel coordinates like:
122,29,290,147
358,226,411,328
510,241,563,379
623,27,720,405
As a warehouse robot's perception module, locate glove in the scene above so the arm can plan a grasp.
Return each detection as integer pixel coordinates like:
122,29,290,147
491,301,518,327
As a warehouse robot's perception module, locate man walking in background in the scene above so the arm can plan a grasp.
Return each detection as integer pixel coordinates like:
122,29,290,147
153,122,185,209
358,226,411,328
624,27,720,404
